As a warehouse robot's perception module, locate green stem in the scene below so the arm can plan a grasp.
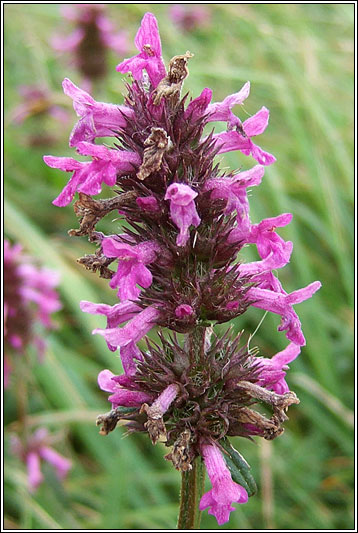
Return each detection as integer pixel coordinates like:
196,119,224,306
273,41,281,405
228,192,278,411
177,456,205,530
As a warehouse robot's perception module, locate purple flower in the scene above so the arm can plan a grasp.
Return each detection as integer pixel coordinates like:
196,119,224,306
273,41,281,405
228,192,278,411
165,183,201,246
26,452,44,491
237,213,293,276
98,369,152,407
150,383,179,414
101,237,159,301
257,342,301,394
80,299,141,352
11,429,71,492
136,196,160,212
206,164,265,239
80,300,144,375
62,78,134,146
117,13,166,87
248,281,322,345
206,81,251,129
213,106,276,165
184,88,213,121
93,306,160,351
44,143,140,206
200,442,248,525
175,304,194,318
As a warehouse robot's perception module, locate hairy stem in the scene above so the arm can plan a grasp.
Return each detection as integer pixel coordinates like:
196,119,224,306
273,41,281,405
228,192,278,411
186,326,206,367
177,456,205,529
177,326,207,529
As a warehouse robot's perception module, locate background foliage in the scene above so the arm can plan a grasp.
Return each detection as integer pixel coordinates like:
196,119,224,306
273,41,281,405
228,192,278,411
4,3,354,530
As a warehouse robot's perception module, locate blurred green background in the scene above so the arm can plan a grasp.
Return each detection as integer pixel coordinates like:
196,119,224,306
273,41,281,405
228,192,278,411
4,3,354,530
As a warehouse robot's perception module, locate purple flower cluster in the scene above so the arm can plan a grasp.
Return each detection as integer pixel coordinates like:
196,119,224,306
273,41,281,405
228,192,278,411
52,4,129,83
4,240,62,387
45,13,321,525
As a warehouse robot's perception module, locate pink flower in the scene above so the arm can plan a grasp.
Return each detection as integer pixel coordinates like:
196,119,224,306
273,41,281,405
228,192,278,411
248,281,322,345
117,13,167,87
257,342,301,394
44,143,140,206
101,237,159,301
184,82,250,129
184,88,213,122
165,183,201,246
237,213,293,276
54,4,129,56
175,304,194,318
80,299,141,351
62,78,134,146
98,369,152,407
136,196,160,212
93,306,160,351
80,300,144,374
213,106,276,165
200,442,248,525
150,383,179,414
206,164,265,239
206,81,251,129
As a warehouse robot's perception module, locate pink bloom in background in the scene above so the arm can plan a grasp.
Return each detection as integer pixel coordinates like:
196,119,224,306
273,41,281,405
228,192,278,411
165,183,201,246
200,442,248,525
4,240,61,386
52,4,129,82
11,429,71,492
169,4,211,32
12,85,69,125
10,85,70,147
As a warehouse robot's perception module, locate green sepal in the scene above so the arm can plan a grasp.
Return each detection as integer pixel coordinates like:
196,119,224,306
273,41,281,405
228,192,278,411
114,406,138,417
220,438,257,497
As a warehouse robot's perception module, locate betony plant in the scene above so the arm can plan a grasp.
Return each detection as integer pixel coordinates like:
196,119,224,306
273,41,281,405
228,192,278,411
44,12,321,527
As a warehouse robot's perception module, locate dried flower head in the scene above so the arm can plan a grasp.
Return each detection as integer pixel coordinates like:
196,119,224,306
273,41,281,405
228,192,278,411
45,12,321,525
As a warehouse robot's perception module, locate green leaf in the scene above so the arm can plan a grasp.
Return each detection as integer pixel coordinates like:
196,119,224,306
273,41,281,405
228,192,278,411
220,438,257,497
